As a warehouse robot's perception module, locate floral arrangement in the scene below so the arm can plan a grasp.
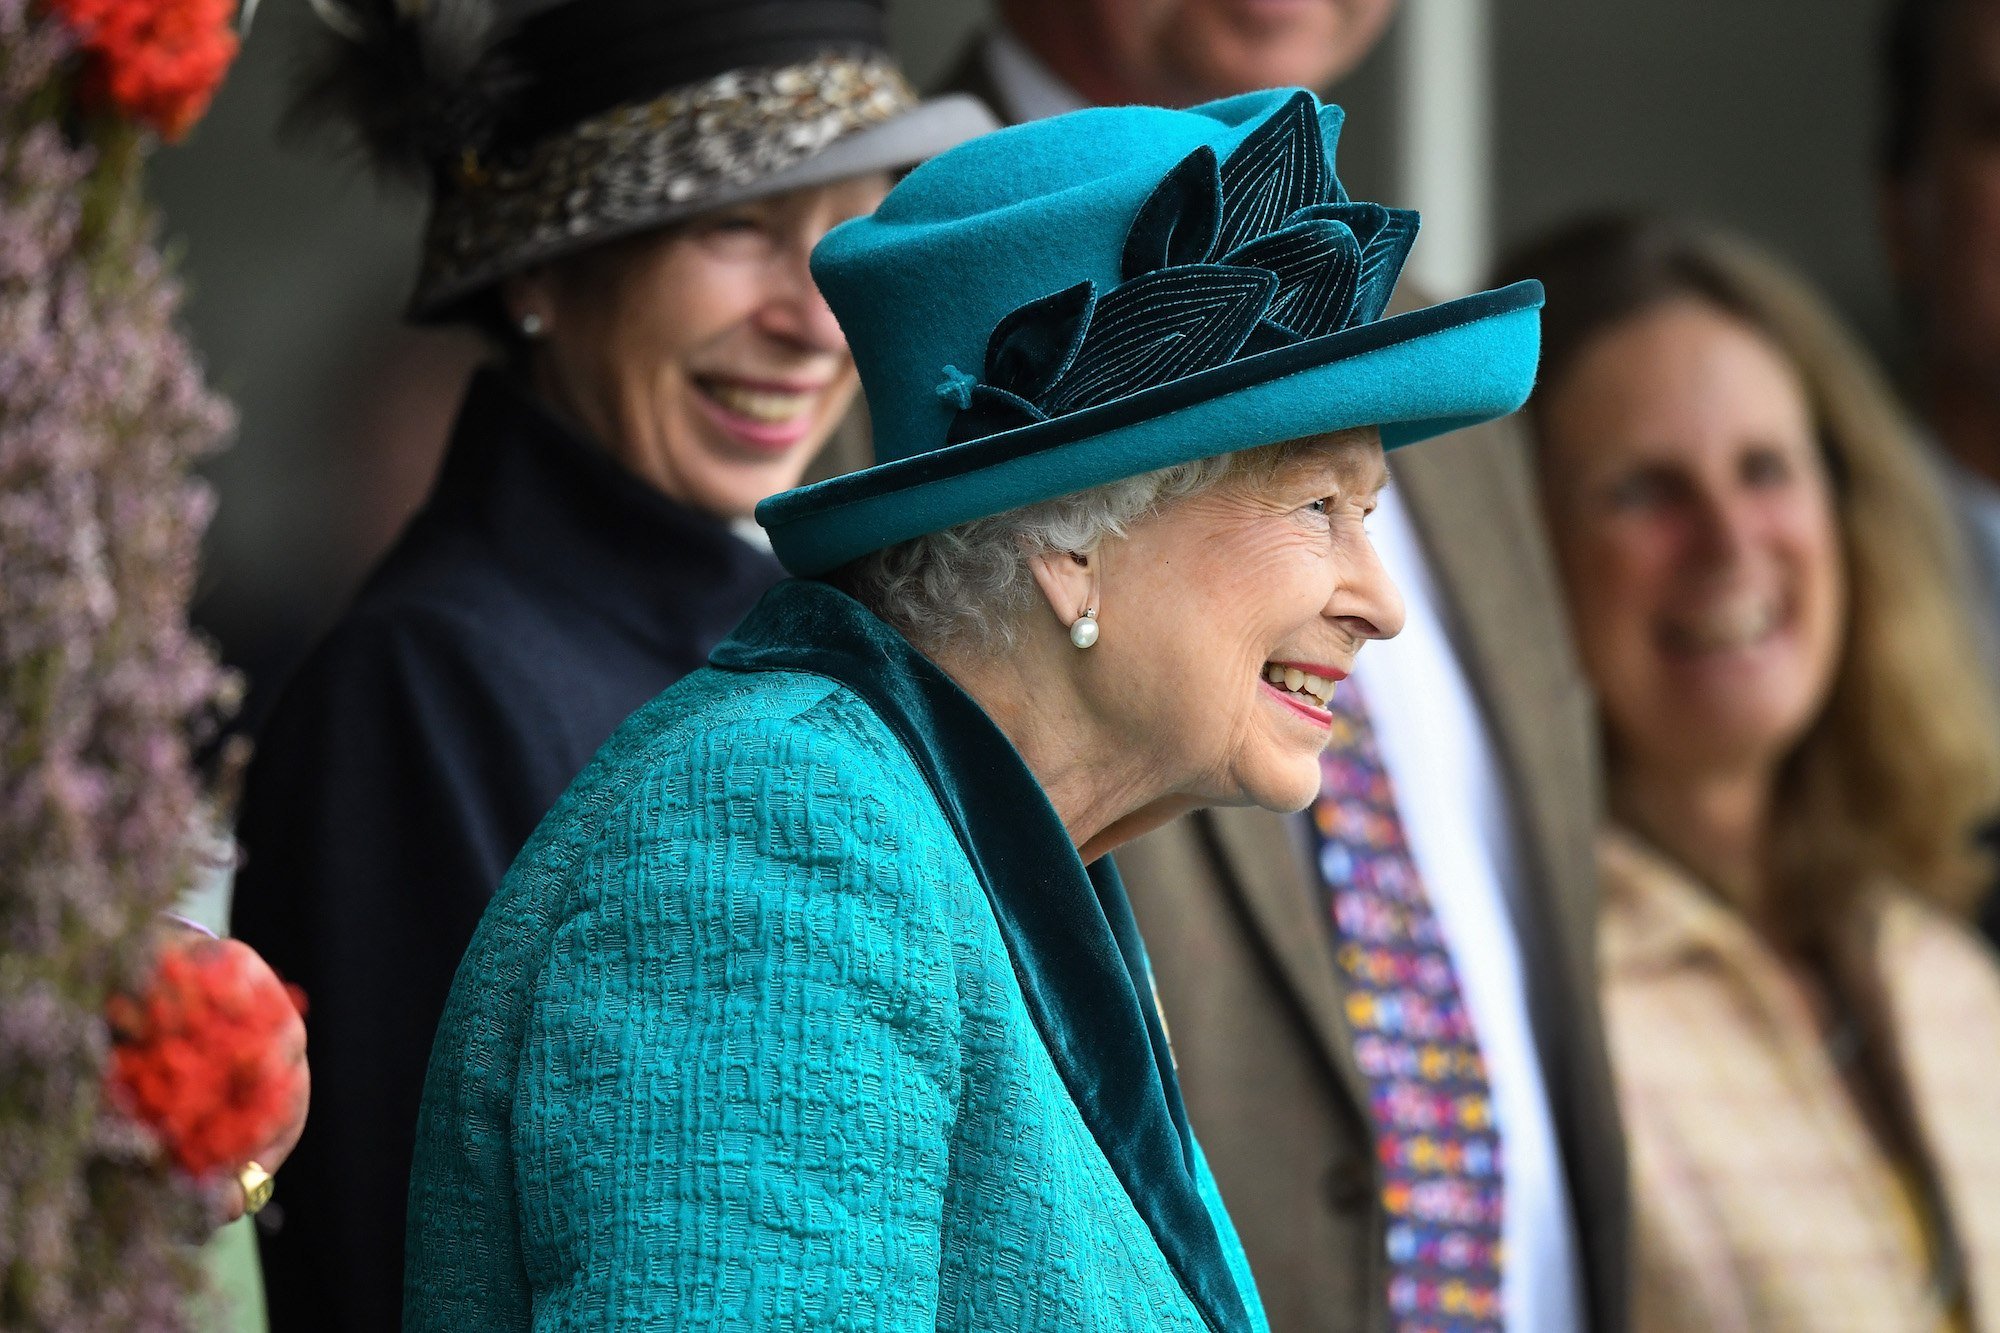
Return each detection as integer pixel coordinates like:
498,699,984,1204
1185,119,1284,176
0,0,240,1321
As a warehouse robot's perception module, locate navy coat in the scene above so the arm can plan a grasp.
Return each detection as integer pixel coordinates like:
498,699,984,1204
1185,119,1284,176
230,368,781,1331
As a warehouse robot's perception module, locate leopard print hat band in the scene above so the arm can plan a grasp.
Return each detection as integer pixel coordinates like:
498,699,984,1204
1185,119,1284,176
410,51,942,320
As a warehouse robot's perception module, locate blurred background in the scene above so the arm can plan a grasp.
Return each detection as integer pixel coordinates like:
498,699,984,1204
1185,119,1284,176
153,0,1895,718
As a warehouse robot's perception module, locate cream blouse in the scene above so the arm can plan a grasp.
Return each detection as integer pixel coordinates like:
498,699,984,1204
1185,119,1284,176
1599,828,2000,1333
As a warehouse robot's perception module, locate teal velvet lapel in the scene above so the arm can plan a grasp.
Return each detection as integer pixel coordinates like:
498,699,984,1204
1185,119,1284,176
710,579,1253,1333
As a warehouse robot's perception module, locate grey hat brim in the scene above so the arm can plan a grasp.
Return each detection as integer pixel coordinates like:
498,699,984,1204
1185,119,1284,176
411,91,999,322
738,95,999,204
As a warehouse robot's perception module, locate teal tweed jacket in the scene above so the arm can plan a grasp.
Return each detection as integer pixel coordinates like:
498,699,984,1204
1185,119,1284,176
405,580,1269,1330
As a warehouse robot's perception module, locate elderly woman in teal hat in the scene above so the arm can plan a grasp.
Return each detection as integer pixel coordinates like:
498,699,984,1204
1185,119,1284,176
405,89,1543,1330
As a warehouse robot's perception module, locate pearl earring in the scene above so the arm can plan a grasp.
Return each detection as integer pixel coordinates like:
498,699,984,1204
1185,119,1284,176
518,312,545,338
1069,607,1099,649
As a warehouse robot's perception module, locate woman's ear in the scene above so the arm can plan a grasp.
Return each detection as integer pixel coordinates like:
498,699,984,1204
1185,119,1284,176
1026,545,1099,634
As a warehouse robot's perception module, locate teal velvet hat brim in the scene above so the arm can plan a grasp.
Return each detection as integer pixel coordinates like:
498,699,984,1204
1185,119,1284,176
761,278,1542,577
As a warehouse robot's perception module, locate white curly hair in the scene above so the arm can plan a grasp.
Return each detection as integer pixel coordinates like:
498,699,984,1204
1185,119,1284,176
837,432,1364,653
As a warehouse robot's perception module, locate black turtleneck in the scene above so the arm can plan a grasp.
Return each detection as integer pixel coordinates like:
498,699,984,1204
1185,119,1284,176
230,368,783,1332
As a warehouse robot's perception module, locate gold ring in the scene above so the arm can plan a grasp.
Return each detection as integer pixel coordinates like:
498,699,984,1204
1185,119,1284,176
237,1160,274,1215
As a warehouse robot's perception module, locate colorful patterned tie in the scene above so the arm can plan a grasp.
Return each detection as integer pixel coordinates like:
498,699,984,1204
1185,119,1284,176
1313,677,1505,1333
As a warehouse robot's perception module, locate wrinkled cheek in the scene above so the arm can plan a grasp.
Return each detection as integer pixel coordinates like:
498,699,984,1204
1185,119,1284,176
1185,689,1265,798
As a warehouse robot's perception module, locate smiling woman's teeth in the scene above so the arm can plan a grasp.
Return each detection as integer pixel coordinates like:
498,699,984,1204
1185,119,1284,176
1669,602,1779,652
703,381,816,423
1264,663,1336,707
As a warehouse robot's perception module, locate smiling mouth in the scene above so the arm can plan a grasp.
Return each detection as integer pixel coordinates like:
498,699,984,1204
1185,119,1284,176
694,377,824,425
1659,597,1788,657
1263,661,1340,709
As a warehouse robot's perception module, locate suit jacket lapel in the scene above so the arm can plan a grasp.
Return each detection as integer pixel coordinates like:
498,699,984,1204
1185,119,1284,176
1197,805,1375,1115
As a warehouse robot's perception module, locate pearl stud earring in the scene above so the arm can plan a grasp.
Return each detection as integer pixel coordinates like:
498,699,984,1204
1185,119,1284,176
1069,608,1099,649
519,312,545,338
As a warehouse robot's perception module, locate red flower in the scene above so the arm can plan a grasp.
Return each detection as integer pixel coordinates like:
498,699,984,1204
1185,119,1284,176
105,938,307,1178
44,0,239,140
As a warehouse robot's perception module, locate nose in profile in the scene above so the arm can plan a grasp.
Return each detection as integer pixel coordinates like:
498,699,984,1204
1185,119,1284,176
759,246,850,355
1334,534,1406,643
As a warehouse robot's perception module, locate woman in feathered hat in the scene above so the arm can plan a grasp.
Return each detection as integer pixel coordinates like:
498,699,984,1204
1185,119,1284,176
225,3,991,1325
407,89,1544,1330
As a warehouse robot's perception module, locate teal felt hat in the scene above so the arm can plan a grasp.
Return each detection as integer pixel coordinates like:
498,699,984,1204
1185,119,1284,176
757,87,1544,577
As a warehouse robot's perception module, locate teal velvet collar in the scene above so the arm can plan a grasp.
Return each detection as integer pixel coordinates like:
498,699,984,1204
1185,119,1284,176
710,579,1253,1333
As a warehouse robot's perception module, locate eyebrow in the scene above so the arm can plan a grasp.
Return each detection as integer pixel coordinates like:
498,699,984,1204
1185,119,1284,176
1349,459,1391,497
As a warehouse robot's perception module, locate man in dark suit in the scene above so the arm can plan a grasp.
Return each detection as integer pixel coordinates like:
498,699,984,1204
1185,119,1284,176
922,5,1630,1331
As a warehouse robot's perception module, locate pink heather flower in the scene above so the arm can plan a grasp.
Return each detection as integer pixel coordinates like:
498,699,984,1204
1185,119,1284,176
1,0,238,1322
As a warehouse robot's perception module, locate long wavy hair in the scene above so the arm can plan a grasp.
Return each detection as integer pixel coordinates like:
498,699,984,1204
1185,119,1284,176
1497,215,2000,938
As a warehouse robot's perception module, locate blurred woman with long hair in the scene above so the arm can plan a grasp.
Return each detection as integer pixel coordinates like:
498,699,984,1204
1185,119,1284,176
1504,216,2000,1331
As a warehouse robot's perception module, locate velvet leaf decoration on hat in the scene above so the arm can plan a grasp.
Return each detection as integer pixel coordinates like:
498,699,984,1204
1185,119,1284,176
952,383,1048,440
985,279,1096,403
1213,90,1327,256
1045,265,1276,414
939,89,1422,446
1305,202,1420,327
1221,219,1362,340
1122,147,1222,281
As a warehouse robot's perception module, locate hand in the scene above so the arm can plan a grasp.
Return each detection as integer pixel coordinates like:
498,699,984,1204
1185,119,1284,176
141,924,310,1224
190,939,309,1225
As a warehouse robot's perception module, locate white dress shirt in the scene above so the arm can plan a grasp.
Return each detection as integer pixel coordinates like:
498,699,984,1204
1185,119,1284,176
1347,484,1585,1333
